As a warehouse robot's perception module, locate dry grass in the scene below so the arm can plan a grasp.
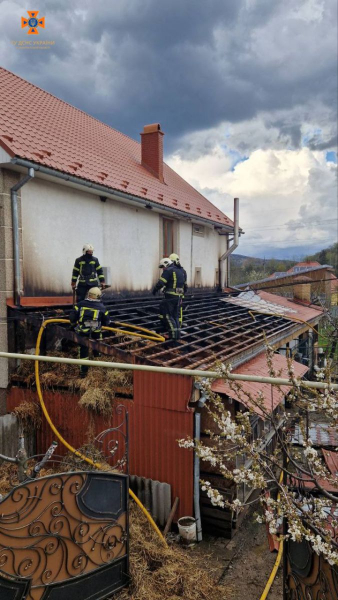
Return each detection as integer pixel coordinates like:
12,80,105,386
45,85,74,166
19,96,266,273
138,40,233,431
114,503,228,600
60,433,113,472
77,366,132,417
12,401,41,432
15,350,133,417
0,463,14,495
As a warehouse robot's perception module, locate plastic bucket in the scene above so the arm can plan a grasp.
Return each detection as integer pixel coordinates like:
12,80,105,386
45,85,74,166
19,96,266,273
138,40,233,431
177,516,197,544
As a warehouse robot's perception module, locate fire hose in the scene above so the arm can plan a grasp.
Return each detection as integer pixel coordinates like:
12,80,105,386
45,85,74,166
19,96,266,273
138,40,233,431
35,318,167,546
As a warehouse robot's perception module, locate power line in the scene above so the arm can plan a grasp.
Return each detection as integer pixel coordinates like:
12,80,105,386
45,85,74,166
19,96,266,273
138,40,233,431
243,219,338,232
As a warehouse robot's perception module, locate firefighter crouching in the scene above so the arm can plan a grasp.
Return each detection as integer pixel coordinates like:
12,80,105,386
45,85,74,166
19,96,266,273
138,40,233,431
152,257,186,342
71,243,107,303
69,287,110,377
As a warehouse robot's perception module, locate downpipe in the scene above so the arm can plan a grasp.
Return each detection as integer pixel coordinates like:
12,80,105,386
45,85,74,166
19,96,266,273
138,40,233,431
193,384,207,542
218,197,239,290
11,168,34,305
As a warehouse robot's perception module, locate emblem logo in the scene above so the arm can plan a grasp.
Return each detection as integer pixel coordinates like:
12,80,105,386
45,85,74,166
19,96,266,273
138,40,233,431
21,10,45,35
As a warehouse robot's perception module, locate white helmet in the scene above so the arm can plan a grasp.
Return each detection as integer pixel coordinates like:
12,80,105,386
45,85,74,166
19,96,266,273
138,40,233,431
169,253,180,264
87,287,102,300
83,243,94,254
159,258,172,269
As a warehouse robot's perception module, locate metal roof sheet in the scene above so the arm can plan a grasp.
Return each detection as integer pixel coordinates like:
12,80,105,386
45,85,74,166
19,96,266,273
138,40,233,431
211,352,308,417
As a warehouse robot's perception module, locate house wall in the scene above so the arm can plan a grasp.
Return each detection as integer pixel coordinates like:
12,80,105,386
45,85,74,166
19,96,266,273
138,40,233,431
20,177,227,296
179,220,225,288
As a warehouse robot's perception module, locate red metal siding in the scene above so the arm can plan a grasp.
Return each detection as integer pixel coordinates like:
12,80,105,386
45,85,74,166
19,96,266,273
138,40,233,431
7,371,194,519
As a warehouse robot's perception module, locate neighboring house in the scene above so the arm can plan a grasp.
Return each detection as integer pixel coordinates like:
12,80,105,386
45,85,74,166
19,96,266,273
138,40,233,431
236,264,335,306
0,66,238,391
287,261,321,273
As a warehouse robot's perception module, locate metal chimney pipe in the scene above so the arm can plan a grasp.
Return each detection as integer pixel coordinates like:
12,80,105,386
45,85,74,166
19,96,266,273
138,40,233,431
218,198,239,289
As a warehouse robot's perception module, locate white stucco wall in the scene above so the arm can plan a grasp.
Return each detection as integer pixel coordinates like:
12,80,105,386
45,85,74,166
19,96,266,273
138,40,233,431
20,176,228,295
178,220,226,287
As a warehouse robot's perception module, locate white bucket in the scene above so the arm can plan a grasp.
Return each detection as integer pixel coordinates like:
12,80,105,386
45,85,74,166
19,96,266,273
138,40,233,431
177,516,197,544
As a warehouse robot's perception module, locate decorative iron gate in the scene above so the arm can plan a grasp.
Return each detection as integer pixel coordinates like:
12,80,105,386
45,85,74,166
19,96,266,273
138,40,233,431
285,537,338,600
0,405,130,599
0,471,129,599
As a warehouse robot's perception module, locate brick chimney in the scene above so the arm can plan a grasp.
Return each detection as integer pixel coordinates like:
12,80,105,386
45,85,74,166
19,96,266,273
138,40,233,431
141,123,164,183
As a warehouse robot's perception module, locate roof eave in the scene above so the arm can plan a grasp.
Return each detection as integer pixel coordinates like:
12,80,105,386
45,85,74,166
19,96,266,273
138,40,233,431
10,157,234,233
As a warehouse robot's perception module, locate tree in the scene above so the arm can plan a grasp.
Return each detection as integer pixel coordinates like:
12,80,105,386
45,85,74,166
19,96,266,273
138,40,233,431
179,339,338,566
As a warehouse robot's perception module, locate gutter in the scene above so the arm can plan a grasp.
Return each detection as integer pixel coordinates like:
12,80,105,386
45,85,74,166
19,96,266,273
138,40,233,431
218,198,239,289
10,158,234,233
10,168,34,305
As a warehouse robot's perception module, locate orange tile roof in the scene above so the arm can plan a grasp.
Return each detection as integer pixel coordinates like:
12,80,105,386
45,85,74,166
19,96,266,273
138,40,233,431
0,67,233,228
212,352,308,418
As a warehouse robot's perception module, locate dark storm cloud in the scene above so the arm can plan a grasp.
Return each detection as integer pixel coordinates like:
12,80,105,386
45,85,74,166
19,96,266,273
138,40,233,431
307,134,338,151
0,0,337,147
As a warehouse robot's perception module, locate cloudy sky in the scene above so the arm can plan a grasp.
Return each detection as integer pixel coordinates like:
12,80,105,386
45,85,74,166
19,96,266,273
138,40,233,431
0,0,337,259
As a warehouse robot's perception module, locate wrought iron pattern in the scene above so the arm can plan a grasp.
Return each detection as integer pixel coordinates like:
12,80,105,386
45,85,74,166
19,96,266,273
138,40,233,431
286,539,338,600
0,472,128,600
94,404,129,473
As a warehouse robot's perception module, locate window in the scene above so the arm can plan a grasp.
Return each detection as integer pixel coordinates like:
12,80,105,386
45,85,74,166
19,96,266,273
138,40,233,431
193,224,205,237
163,219,174,256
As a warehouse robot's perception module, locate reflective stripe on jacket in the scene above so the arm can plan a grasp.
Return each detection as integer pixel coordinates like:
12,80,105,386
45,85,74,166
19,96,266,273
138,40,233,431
153,264,186,296
69,299,110,333
72,254,105,285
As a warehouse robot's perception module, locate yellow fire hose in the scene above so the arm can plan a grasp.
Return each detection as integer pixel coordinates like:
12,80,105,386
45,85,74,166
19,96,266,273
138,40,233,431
35,318,167,546
259,470,285,600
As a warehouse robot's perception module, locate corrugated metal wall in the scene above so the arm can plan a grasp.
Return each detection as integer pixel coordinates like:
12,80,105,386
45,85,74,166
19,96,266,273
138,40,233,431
7,372,194,519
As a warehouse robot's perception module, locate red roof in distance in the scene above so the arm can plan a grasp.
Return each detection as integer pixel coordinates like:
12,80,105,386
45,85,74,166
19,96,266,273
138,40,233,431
0,67,233,228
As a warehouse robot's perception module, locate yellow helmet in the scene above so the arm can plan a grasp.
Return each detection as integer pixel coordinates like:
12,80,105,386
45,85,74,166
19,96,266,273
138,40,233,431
87,287,102,300
169,253,180,264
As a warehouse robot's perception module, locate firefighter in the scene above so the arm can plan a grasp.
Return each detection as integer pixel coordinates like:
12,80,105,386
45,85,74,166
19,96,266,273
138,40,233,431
69,287,111,377
71,244,106,302
152,257,185,342
169,253,187,327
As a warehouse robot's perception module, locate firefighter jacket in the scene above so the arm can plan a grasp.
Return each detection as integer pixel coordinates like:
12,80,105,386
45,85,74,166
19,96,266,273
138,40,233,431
153,264,186,297
69,298,110,333
72,254,105,287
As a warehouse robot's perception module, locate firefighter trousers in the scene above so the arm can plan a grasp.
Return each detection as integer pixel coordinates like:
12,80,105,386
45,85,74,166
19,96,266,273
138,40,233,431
76,283,98,303
159,296,181,340
78,330,102,375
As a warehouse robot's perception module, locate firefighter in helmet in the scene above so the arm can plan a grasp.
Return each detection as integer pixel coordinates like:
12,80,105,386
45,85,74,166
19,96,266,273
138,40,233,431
169,253,187,327
69,287,111,377
152,257,185,342
71,243,107,303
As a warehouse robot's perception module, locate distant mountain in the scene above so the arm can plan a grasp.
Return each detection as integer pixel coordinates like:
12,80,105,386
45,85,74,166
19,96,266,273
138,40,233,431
229,243,338,284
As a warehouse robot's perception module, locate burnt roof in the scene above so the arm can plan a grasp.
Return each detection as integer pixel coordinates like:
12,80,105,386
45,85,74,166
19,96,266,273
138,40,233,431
10,290,322,371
